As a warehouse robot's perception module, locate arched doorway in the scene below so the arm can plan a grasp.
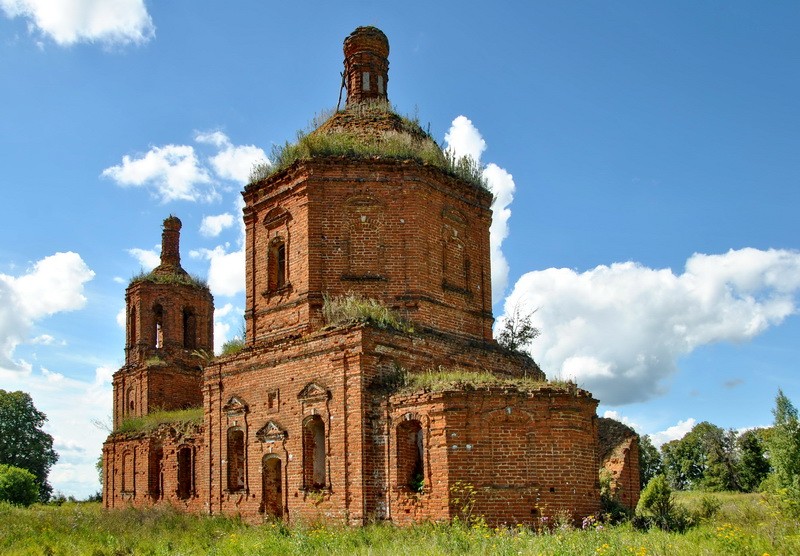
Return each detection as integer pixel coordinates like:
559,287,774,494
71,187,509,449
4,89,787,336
261,455,283,518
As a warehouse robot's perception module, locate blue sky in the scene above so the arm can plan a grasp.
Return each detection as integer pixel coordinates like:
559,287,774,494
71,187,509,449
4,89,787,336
1,1,798,498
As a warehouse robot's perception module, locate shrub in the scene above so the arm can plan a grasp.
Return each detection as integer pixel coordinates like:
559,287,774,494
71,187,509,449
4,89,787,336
0,464,39,506
221,338,245,356
635,475,693,532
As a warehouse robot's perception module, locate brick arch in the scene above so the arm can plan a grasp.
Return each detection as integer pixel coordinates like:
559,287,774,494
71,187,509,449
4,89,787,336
302,414,327,490
226,427,246,492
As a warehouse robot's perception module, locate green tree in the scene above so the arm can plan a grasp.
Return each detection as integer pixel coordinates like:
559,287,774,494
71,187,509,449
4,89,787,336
639,434,662,489
765,389,800,514
661,435,704,490
636,475,690,532
0,390,58,501
496,305,540,352
661,421,739,491
737,429,770,492
0,464,39,506
694,424,739,491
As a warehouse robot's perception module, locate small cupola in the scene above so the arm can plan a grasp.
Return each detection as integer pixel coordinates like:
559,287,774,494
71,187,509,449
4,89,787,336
343,26,390,106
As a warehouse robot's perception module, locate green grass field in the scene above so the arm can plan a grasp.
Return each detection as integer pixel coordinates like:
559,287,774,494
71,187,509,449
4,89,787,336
1,492,796,555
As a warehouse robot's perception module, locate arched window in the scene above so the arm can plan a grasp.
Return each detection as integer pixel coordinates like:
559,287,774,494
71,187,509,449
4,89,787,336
127,386,135,414
268,238,287,291
177,446,193,499
153,303,164,349
149,448,163,498
397,419,424,492
129,307,137,346
183,308,196,349
227,428,245,491
303,415,326,489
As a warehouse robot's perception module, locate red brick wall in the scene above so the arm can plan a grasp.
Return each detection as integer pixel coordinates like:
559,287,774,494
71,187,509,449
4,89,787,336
602,436,640,509
389,387,600,526
243,159,495,347
103,426,206,513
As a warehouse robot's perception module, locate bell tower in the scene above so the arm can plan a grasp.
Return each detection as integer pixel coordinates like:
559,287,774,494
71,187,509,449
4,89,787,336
112,216,214,428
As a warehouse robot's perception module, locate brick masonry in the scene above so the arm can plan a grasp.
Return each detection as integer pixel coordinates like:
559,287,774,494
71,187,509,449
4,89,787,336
103,25,639,525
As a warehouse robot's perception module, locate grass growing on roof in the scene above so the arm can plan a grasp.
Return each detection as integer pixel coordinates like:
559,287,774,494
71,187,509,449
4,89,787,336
129,269,208,289
391,366,573,394
322,293,414,333
249,102,487,190
116,407,203,434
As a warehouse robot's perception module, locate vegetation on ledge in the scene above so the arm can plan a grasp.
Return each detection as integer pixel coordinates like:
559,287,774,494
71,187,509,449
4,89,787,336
322,293,414,334
249,102,488,191
129,270,208,289
380,366,574,395
116,407,203,435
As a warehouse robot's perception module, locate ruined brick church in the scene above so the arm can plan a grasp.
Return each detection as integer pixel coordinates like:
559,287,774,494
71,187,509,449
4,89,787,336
103,27,639,525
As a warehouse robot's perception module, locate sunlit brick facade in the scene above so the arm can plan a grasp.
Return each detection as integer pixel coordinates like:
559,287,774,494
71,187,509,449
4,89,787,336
104,26,638,525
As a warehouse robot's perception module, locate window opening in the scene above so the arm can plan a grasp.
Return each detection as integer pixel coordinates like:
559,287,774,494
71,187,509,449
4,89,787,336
377,74,384,94
130,307,137,345
397,420,424,492
303,415,326,489
227,428,245,491
149,449,163,498
153,303,164,349
268,239,287,291
362,71,370,91
183,309,196,349
177,446,193,499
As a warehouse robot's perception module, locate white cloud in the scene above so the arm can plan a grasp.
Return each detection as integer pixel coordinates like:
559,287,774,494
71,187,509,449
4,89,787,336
650,418,697,447
30,334,55,345
115,307,125,329
482,163,515,302
0,0,154,47
127,246,159,270
444,116,515,303
196,131,267,184
191,245,244,298
0,252,94,374
104,133,266,204
200,213,234,238
444,115,486,162
102,144,216,203
502,248,800,406
213,302,236,354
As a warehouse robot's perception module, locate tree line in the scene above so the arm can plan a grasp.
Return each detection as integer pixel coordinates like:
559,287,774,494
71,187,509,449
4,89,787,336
639,389,800,514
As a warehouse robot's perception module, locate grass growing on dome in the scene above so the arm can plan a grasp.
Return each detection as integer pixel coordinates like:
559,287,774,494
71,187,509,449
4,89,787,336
249,103,488,190
116,407,203,435
129,269,208,289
